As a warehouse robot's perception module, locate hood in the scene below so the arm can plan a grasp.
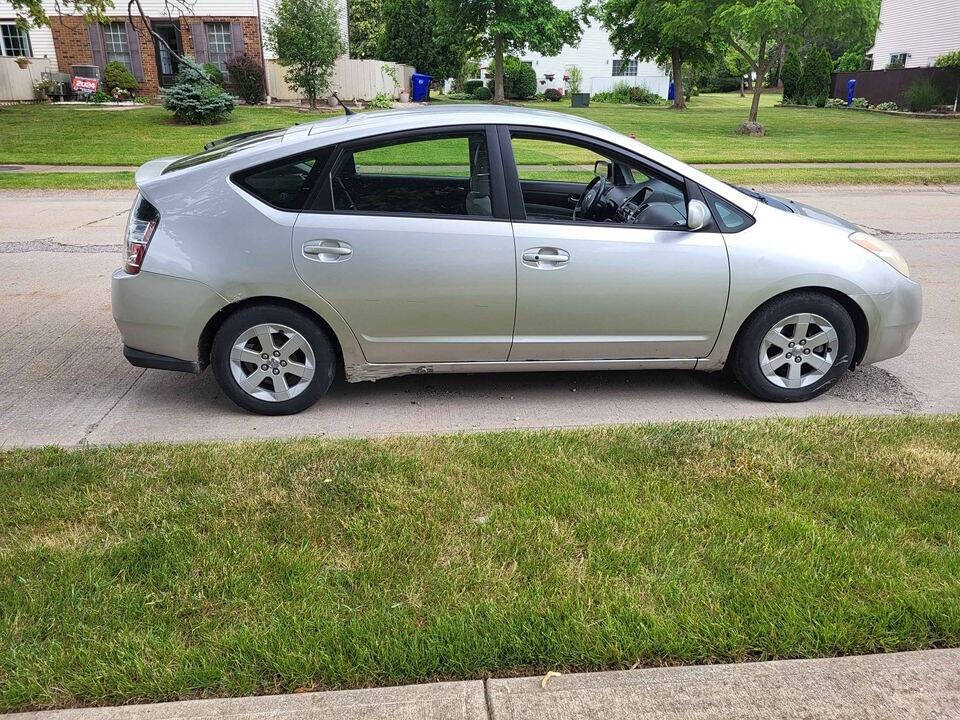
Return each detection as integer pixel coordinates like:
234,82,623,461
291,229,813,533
735,186,860,232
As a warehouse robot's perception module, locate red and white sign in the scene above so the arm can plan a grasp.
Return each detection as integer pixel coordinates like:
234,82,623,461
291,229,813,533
71,76,99,94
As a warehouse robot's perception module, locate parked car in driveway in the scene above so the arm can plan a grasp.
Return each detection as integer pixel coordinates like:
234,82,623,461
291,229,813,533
112,105,921,414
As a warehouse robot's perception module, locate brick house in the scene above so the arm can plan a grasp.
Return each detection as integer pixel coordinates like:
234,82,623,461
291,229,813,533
0,0,348,97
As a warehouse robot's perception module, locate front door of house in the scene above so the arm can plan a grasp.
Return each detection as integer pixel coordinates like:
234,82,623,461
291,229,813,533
153,22,181,87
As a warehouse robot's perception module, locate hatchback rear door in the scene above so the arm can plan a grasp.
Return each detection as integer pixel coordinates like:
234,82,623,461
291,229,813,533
292,125,517,364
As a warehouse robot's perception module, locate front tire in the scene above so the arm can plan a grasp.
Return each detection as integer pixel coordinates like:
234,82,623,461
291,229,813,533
211,304,336,415
732,292,856,402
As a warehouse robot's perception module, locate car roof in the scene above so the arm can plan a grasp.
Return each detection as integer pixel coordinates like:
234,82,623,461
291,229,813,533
146,104,758,213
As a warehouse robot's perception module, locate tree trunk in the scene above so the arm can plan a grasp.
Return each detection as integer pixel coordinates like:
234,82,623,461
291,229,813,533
748,79,763,121
671,48,685,109
493,35,505,103
775,43,787,87
309,91,317,111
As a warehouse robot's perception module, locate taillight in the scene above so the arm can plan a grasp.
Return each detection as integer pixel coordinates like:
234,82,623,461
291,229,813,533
124,194,159,274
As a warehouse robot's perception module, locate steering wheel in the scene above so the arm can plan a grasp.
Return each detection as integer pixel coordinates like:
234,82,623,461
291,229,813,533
574,175,607,220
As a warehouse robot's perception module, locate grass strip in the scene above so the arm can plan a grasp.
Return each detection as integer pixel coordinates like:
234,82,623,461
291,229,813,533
1,415,959,711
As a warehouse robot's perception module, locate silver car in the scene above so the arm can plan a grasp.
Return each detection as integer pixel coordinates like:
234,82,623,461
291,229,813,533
112,105,921,415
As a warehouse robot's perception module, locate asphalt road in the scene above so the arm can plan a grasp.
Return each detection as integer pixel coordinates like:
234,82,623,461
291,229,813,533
1,185,958,448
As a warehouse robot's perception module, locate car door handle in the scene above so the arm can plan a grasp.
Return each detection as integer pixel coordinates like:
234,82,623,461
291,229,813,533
522,248,569,264
303,240,352,261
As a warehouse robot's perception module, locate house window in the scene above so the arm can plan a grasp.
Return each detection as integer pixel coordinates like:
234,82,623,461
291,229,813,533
888,52,908,68
612,59,637,76
103,22,131,69
0,23,32,57
205,22,233,75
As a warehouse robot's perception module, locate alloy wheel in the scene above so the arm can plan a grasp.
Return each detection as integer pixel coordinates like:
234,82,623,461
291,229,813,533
229,323,316,402
759,312,838,389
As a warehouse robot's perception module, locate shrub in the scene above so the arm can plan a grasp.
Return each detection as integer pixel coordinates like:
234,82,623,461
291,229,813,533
464,79,484,95
88,89,110,104
225,54,266,104
446,92,474,100
934,50,960,68
629,84,661,104
501,55,536,99
834,50,867,72
872,101,899,111
544,87,562,101
781,52,802,102
592,82,661,105
202,62,224,86
824,97,846,109
104,60,138,93
163,65,237,124
368,92,393,108
472,85,492,101
799,46,832,106
904,79,942,112
32,78,56,100
567,65,582,94
850,96,869,108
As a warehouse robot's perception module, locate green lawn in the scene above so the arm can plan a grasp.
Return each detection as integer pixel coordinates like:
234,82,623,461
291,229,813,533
1,93,958,167
2,415,959,711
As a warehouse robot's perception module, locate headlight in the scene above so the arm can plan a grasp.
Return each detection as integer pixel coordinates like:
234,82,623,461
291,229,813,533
849,231,909,278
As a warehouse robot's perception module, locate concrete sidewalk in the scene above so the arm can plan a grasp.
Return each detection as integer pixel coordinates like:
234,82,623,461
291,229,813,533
5,650,959,720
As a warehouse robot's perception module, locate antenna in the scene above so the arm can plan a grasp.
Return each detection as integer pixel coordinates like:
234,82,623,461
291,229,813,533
332,92,355,116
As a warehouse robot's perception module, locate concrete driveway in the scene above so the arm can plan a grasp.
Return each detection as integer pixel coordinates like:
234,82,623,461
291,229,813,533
1,185,958,448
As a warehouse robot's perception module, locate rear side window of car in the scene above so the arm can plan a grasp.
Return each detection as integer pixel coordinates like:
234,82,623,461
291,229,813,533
703,188,754,233
235,148,331,211
328,130,494,218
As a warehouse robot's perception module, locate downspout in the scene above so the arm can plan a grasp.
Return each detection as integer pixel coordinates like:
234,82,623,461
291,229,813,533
255,0,270,103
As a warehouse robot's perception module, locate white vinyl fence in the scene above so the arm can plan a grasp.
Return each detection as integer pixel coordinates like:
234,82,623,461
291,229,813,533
0,56,55,102
266,58,416,103
589,74,670,98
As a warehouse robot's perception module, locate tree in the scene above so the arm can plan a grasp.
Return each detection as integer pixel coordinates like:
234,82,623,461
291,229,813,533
5,0,110,28
602,0,716,110
266,0,344,110
799,45,831,106
780,49,801,102
380,0,467,81
439,0,586,103
347,0,385,59
935,50,960,112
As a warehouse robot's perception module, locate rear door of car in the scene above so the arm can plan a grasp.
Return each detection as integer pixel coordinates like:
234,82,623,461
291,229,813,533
290,125,518,364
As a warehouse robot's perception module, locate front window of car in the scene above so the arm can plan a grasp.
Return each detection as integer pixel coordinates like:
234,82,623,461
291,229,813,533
509,132,687,228
328,130,494,218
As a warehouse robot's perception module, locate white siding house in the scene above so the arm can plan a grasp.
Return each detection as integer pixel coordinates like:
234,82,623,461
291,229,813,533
869,0,960,69
0,1,57,65
512,0,670,97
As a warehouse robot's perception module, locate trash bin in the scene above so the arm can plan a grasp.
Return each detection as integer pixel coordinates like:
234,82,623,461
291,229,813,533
411,73,432,102
846,78,856,107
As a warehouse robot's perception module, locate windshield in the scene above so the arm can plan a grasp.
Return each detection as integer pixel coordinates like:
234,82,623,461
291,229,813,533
162,128,287,174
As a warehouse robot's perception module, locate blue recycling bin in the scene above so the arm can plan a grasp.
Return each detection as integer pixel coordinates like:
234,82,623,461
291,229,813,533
846,78,856,106
411,73,432,102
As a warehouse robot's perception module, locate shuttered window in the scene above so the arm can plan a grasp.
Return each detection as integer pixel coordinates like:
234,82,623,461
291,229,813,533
103,22,131,69
205,22,232,75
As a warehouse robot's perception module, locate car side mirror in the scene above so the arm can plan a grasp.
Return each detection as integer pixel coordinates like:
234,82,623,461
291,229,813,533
687,199,710,231
593,159,611,179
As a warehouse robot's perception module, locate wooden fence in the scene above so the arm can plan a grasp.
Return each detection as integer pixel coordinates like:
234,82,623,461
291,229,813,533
830,67,958,106
0,56,55,102
266,59,416,103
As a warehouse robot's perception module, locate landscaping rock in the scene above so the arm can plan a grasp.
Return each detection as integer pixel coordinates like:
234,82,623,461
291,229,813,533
736,121,766,136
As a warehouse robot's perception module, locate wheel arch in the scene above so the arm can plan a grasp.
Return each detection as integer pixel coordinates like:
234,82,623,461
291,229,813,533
198,296,346,375
727,286,869,369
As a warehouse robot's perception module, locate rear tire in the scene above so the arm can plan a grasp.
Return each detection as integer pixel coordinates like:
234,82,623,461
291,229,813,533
211,304,336,415
732,292,855,402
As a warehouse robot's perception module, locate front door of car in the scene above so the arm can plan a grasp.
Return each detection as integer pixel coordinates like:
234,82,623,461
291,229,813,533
503,129,730,361
292,126,517,364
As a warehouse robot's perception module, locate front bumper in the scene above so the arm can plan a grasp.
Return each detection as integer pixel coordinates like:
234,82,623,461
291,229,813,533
859,275,923,365
112,268,228,367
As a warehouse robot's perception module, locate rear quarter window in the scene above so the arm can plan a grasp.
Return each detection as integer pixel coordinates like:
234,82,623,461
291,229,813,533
234,148,332,211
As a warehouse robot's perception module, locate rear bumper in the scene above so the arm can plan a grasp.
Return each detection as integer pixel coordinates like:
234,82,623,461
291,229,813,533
124,346,201,374
112,268,227,366
859,275,923,365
